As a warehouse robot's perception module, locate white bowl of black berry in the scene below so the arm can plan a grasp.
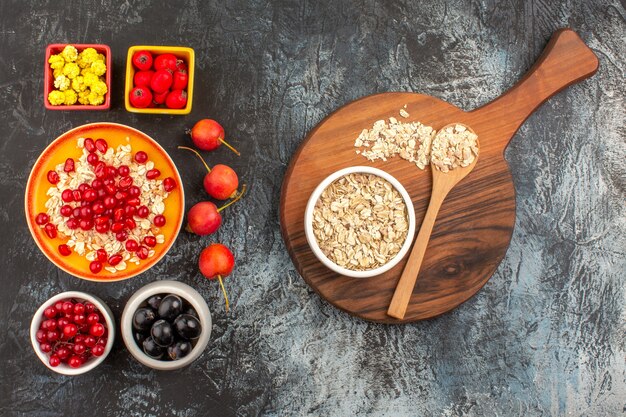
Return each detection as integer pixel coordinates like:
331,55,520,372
121,280,212,370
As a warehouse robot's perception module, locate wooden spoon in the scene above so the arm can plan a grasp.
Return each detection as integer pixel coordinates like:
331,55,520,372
387,123,479,320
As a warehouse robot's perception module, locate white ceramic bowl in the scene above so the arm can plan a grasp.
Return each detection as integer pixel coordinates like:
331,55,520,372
121,280,212,370
30,291,115,375
304,166,416,278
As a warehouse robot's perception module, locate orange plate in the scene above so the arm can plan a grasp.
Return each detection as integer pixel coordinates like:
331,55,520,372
25,123,185,281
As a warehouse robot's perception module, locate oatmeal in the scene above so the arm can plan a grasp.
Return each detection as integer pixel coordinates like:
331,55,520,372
430,124,479,172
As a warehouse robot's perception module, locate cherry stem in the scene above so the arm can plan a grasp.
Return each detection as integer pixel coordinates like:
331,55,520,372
217,275,230,312
178,146,211,173
219,138,240,156
217,184,247,213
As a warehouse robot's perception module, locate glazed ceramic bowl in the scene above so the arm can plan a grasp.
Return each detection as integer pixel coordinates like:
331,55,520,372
124,45,195,115
24,122,185,281
304,166,416,278
44,44,112,111
121,280,212,370
30,291,115,375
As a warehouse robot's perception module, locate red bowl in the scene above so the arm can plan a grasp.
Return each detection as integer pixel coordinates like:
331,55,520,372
44,44,112,111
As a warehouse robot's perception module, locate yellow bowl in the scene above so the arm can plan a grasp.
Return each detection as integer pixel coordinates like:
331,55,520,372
125,45,194,115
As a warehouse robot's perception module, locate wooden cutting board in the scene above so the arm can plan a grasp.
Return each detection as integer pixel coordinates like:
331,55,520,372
279,29,599,323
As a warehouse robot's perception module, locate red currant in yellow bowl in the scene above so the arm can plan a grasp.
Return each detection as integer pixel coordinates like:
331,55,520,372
25,123,185,281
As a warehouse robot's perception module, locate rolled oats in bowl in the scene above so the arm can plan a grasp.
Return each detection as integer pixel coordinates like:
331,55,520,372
312,172,409,271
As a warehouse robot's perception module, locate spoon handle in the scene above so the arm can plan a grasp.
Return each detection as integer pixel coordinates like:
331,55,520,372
387,190,447,320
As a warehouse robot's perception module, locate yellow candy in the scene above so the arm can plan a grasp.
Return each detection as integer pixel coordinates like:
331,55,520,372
83,72,99,87
48,90,65,106
62,62,80,79
87,91,104,106
63,90,78,105
48,54,65,70
53,75,70,91
97,53,105,62
91,80,108,96
71,76,87,92
90,61,106,76
61,45,78,62
78,90,90,105
78,47,98,64
53,68,63,78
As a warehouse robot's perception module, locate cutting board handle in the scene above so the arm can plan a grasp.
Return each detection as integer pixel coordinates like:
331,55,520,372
472,29,598,144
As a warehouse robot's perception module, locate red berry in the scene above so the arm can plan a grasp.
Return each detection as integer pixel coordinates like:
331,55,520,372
134,151,148,164
56,346,70,360
153,215,166,227
137,206,150,218
49,355,61,367
143,236,157,247
86,313,100,325
46,330,59,342
79,206,93,219
89,323,105,337
165,89,187,109
134,70,154,87
73,313,86,324
172,70,188,90
63,323,78,338
68,355,83,368
62,301,74,314
44,223,57,238
163,177,176,192
58,244,71,256
35,329,47,343
96,249,108,262
146,169,161,179
73,303,85,315
84,335,97,347
87,152,99,166
85,302,96,313
153,90,168,105
44,306,57,319
105,184,117,195
92,201,106,215
115,231,128,242
113,207,125,222
97,337,107,346
132,50,153,71
125,239,139,252
35,212,49,225
136,246,149,260
57,317,69,328
89,261,103,274
129,86,153,108
154,53,177,72
73,343,86,355
108,254,123,266
92,344,105,357
64,158,75,173
61,189,74,202
115,190,129,202
47,170,60,184
95,138,108,153
40,342,52,353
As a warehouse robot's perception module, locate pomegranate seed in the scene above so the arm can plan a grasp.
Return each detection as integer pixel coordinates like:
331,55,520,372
84,138,96,152
79,206,93,219
66,218,79,229
90,323,105,337
146,169,161,179
153,215,166,227
78,183,89,192
89,261,103,274
115,231,128,242
44,223,57,238
108,254,123,266
115,190,129,201
103,177,115,186
84,335,97,347
111,221,125,233
61,189,74,202
63,158,75,172
94,161,106,179
95,223,110,233
118,165,130,176
95,138,108,153
35,212,49,225
126,197,140,206
94,216,110,226
69,355,83,368
125,239,139,252
60,205,72,217
72,190,82,202
58,244,71,256
44,306,57,319
104,196,117,208
124,205,136,217
105,184,117,195
79,219,94,230
113,208,125,222
163,177,176,192
92,201,106,214
83,188,97,202
143,236,157,247
40,342,52,353
87,152,99,166
134,151,148,164
125,218,137,230
97,188,107,199
49,355,61,367
91,178,104,189
118,176,133,189
92,345,105,357
136,206,150,218
136,246,149,260
128,185,141,197
47,170,60,184
72,207,81,218
96,249,108,262
106,166,117,178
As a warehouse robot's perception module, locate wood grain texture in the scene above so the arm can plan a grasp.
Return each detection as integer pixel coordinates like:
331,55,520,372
280,29,599,323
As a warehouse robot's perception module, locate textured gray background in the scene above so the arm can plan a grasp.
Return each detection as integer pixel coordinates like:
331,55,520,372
0,0,624,416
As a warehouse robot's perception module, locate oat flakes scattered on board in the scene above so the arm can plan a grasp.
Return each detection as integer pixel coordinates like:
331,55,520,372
430,124,479,172
312,173,409,271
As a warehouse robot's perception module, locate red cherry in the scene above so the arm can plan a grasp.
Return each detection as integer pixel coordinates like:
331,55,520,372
163,177,176,192
84,138,96,152
125,239,139,252
35,212,49,225
64,158,75,173
87,152,99,166
137,206,150,218
95,138,108,153
44,223,57,238
108,254,123,266
143,236,157,247
96,249,108,262
61,189,74,202
146,169,161,179
89,261,103,274
58,244,71,256
47,170,60,184
134,151,148,164
153,215,166,227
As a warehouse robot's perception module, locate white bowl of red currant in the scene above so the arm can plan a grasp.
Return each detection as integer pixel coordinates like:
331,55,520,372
30,291,115,375
121,280,211,370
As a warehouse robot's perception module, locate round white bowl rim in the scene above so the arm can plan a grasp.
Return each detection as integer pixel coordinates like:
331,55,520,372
30,291,116,376
121,280,212,370
304,166,417,278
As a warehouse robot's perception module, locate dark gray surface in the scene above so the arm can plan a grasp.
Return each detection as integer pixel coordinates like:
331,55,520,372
1,1,624,416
